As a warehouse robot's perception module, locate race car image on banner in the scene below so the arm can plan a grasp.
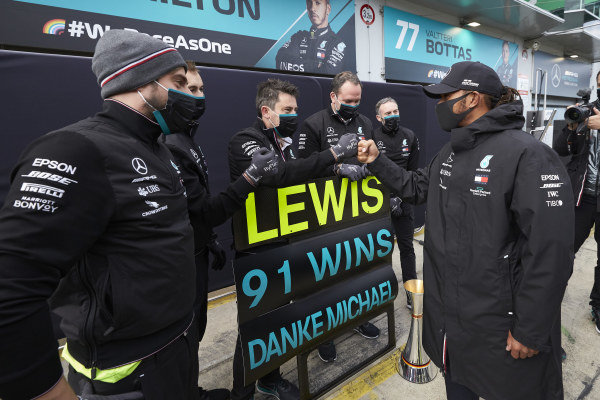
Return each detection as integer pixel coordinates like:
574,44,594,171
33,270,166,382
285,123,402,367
0,0,356,76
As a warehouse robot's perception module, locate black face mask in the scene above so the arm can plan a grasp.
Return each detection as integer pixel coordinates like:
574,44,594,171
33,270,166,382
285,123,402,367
597,88,600,101
152,88,206,136
435,93,473,132
335,97,359,121
274,113,298,138
382,115,400,133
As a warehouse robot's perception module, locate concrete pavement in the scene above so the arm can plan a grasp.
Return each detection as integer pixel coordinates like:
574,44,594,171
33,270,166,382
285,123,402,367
197,232,600,399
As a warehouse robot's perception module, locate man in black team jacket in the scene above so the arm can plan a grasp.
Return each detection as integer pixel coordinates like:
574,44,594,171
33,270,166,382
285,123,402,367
0,30,279,400
373,97,419,307
276,0,346,75
553,70,600,335
358,61,573,400
228,79,358,400
297,71,379,363
161,62,249,400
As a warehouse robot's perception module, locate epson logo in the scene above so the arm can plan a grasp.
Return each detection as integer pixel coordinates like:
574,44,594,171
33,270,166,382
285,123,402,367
20,182,65,198
32,158,77,175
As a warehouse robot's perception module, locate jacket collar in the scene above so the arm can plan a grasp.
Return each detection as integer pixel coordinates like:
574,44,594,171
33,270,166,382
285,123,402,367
310,24,331,37
450,101,525,153
329,105,353,125
97,99,162,144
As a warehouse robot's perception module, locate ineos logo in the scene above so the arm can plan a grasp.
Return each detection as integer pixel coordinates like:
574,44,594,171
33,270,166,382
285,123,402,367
132,158,148,175
551,64,561,88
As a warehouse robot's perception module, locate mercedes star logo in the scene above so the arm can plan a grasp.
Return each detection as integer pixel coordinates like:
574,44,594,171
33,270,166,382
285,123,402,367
327,127,334,134
551,64,561,88
132,158,148,175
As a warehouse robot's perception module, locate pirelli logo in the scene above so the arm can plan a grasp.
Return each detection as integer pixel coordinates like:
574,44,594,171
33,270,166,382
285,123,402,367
20,182,65,198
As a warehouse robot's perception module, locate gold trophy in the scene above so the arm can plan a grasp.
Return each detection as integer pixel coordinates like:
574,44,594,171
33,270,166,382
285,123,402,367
398,279,438,383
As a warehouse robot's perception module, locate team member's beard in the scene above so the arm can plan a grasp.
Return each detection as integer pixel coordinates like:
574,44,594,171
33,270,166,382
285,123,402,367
435,93,473,132
138,81,206,135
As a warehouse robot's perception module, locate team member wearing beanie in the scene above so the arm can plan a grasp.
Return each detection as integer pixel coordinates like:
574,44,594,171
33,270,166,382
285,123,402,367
0,30,279,399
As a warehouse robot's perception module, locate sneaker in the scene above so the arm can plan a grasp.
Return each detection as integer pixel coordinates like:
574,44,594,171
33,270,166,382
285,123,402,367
560,347,566,362
318,341,337,362
199,387,230,400
406,290,413,310
353,322,380,339
592,307,600,334
256,377,299,400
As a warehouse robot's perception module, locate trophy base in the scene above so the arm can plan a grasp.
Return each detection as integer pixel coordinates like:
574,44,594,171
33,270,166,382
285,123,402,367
398,344,438,384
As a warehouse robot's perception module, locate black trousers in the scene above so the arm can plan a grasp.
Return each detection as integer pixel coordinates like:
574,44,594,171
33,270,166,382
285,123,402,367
68,321,200,400
445,378,479,400
231,333,281,400
445,351,479,400
573,195,600,309
391,203,417,283
195,250,209,340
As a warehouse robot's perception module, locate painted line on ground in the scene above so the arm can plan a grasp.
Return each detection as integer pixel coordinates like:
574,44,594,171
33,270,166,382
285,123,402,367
207,292,237,310
326,348,402,400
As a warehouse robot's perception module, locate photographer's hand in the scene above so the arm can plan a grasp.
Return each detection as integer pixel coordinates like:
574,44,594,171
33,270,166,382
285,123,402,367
587,107,600,130
567,103,579,130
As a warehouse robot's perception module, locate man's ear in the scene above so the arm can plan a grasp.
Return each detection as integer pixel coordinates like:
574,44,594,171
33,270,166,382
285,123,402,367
261,106,270,118
376,114,382,122
469,92,481,109
327,3,331,16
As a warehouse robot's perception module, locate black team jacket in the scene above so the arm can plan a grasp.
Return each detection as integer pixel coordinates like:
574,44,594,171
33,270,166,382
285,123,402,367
0,100,196,399
367,101,573,400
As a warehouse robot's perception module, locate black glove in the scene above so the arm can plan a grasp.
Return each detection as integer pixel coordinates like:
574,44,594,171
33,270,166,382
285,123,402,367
331,133,359,161
335,163,368,181
390,197,403,217
206,236,226,271
243,148,280,186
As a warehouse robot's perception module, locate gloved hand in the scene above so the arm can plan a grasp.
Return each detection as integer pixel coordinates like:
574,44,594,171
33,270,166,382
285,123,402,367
206,236,226,271
331,133,359,161
390,197,403,217
243,148,280,186
335,163,368,181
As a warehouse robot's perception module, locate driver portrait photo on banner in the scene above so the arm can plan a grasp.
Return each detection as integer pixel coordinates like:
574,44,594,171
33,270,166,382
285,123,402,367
0,0,356,76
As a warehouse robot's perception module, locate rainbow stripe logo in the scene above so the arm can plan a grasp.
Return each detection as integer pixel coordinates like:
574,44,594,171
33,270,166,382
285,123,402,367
42,19,65,35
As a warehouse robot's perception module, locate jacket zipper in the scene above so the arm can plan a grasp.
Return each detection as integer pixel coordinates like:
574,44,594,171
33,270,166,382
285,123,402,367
78,263,98,377
442,332,447,377
153,141,181,192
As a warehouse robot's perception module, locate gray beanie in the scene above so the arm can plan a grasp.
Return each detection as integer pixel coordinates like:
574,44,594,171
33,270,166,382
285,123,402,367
92,29,187,99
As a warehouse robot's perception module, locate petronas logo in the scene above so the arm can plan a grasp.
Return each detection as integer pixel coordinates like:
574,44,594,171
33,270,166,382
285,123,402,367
480,155,494,169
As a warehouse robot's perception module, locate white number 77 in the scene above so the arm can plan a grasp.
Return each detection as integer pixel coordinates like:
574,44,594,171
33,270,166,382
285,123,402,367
395,20,419,51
